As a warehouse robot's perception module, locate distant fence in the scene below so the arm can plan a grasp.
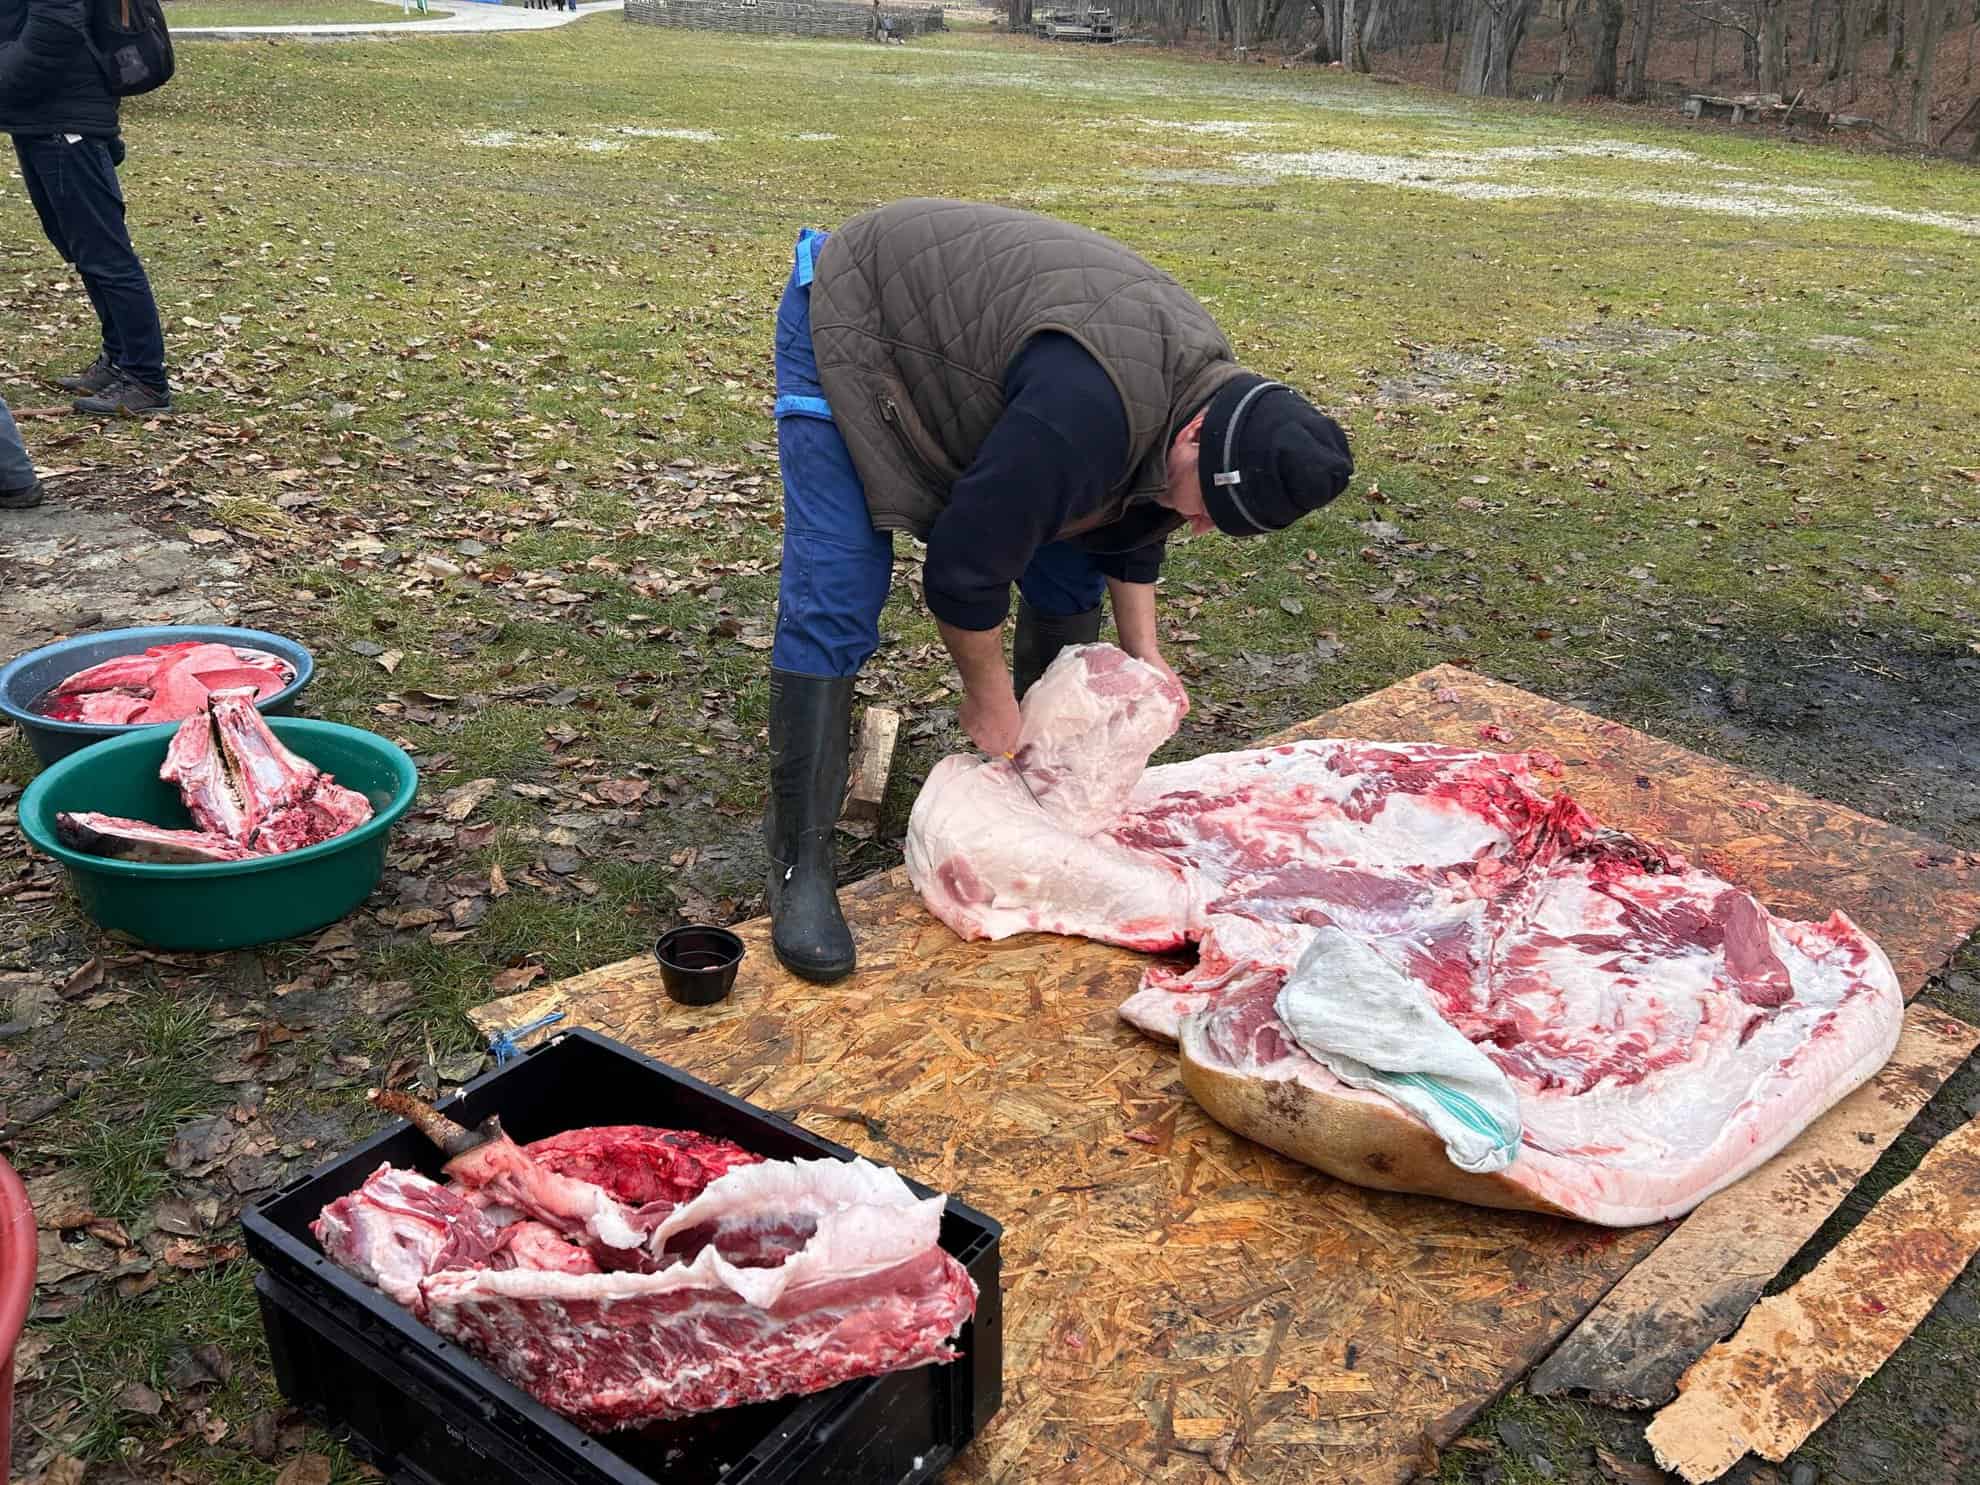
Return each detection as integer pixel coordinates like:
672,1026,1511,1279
624,0,944,37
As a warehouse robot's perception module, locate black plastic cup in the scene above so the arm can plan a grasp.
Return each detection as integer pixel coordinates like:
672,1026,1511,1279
654,924,744,1006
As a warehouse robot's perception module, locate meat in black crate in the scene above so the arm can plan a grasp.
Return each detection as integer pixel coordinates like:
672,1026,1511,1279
243,1028,1002,1485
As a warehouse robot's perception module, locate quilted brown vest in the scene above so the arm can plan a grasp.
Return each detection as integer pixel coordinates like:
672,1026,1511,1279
808,199,1246,540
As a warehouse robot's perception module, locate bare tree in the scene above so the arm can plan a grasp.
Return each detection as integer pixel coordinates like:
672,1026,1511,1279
1549,0,1586,94
1827,0,1864,86
1589,0,1626,89
1756,0,1789,90
1623,0,1658,96
1905,0,1943,138
1459,0,1535,91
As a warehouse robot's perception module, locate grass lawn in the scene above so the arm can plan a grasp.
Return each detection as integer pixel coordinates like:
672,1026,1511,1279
2,15,1978,1485
164,0,449,23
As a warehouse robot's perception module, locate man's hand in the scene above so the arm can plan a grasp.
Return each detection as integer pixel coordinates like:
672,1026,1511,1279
1104,578,1186,707
937,619,1024,757
1136,649,1182,692
959,685,1022,757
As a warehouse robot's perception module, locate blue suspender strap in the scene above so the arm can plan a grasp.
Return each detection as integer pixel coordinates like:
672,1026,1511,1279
774,393,834,420
794,227,828,288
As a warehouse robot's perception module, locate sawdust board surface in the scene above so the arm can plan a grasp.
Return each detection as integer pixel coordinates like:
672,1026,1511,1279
473,665,1980,1485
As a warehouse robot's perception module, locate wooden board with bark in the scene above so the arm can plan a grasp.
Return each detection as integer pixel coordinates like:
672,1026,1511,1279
1645,1115,1980,1482
473,664,1980,1485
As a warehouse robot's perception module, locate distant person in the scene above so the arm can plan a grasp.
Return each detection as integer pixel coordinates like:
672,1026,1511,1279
0,0,173,416
1,392,44,509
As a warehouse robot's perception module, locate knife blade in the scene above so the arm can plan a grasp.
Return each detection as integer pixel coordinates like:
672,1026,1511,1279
1003,750,1046,810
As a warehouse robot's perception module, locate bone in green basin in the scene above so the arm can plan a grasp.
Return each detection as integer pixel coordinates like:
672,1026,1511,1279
17,720,419,952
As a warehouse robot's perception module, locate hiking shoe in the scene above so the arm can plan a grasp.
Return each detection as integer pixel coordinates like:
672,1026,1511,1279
53,354,117,394
73,373,173,417
0,480,45,510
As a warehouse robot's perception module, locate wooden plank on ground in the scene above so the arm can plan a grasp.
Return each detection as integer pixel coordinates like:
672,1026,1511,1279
1645,1116,1980,1482
841,705,902,823
473,665,1980,1485
1529,1004,1980,1406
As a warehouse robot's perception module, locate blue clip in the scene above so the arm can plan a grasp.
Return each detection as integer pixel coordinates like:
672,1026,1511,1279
488,1010,564,1067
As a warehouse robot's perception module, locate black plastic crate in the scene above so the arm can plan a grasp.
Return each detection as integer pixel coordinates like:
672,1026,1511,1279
243,1027,1003,1485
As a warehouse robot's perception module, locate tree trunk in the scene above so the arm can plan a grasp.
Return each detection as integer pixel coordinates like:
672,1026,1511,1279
1708,13,1720,78
1806,0,1823,59
1550,0,1583,93
1906,0,1942,137
1590,0,1626,88
1759,0,1790,86
1622,0,1657,95
1345,0,1365,65
1458,0,1533,91
1888,0,1905,69
1826,0,1851,78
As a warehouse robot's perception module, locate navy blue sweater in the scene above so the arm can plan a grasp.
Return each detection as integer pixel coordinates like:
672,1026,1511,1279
922,334,1169,631
0,0,119,137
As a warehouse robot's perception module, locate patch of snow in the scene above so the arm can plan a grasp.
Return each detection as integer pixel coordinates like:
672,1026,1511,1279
465,130,519,148
796,131,840,141
1232,146,1980,236
614,126,722,142
1134,168,1273,187
1137,117,1282,137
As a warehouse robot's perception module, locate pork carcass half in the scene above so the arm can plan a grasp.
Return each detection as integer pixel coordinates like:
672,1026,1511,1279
314,1100,978,1430
56,688,373,864
906,645,1903,1227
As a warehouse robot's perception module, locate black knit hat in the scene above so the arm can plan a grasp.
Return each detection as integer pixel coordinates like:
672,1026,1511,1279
1198,376,1354,537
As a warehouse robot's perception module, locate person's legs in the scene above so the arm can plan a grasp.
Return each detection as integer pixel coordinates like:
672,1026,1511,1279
0,394,43,506
765,229,889,983
19,136,168,406
13,137,121,384
1012,541,1108,698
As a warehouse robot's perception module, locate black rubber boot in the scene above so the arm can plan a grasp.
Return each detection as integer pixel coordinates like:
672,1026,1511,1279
1011,598,1105,700
765,669,857,983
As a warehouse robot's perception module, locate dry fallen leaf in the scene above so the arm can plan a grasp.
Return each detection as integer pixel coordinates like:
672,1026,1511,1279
489,963,544,993
117,1379,165,1416
1595,1446,1668,1485
440,778,501,823
275,1453,335,1485
185,527,230,546
59,956,104,998
376,648,405,675
310,922,358,955
595,777,651,806
41,1456,86,1485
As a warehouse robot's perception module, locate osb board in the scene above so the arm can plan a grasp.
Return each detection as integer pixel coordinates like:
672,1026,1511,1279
1529,1005,1980,1408
473,665,1980,1485
1646,1115,1980,1482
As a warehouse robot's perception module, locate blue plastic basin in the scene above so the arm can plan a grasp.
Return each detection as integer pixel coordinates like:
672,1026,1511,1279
0,625,316,769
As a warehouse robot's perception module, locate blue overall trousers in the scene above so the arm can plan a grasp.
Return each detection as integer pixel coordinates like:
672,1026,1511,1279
771,229,1108,678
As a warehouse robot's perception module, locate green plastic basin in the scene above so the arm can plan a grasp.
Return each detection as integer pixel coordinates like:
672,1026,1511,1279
17,719,419,952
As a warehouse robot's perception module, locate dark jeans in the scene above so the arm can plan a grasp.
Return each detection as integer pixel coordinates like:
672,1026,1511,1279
12,133,168,393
